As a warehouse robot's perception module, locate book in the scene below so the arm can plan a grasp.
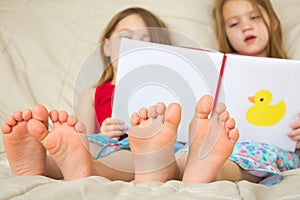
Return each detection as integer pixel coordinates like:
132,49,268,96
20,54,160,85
112,38,300,152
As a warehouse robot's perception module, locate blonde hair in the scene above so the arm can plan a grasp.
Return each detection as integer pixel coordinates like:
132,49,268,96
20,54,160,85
213,0,287,58
97,7,170,86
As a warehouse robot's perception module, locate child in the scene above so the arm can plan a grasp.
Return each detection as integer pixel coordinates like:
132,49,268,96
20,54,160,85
76,7,171,140
212,0,300,185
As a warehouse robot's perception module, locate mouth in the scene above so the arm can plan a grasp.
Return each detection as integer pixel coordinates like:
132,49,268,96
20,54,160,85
244,35,256,43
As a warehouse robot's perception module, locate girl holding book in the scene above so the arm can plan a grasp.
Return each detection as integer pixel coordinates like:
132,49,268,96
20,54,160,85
212,0,300,185
76,7,170,139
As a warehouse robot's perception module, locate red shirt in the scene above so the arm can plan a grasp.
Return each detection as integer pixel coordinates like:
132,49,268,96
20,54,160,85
94,82,115,129
94,82,128,140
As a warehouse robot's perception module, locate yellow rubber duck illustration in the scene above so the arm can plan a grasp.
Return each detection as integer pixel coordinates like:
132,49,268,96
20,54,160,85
246,90,286,126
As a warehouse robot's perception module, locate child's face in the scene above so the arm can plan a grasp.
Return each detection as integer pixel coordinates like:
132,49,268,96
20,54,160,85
222,0,270,57
103,14,150,82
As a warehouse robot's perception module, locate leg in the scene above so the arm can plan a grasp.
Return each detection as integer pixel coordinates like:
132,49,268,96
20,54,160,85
92,150,134,181
27,110,93,180
1,105,48,176
215,160,262,183
182,95,239,183
128,102,181,184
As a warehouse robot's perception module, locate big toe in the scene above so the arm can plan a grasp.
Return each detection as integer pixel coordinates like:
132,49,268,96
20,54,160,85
32,104,49,124
196,95,213,119
165,103,181,130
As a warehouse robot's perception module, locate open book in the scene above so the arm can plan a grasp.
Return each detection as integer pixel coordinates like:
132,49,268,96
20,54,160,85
112,38,300,152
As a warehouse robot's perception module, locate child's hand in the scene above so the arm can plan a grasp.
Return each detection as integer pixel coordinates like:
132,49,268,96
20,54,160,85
288,114,300,149
100,117,128,140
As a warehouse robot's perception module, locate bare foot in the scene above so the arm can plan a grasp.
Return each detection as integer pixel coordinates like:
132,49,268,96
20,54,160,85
2,105,48,176
27,110,93,180
128,102,181,184
182,95,239,183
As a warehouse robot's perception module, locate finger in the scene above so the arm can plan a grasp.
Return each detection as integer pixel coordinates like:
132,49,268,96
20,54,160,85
289,135,300,142
102,118,125,126
101,124,128,132
290,120,300,129
287,129,300,137
102,130,126,138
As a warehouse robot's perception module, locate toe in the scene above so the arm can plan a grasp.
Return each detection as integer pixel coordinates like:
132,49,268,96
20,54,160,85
228,129,239,144
139,108,148,121
58,111,68,122
216,111,226,123
75,121,87,134
67,115,78,126
13,111,23,122
197,95,213,119
22,109,32,121
49,110,59,122
156,102,166,114
148,105,157,119
32,104,48,123
155,103,166,123
225,118,236,130
165,103,181,129
214,103,226,115
131,113,141,126
6,116,17,126
2,124,12,134
210,103,226,122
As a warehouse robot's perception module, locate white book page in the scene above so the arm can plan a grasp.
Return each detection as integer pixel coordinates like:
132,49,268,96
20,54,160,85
112,38,223,143
222,54,299,151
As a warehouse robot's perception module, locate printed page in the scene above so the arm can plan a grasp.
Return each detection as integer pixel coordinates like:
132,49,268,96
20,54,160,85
222,54,299,151
112,38,223,143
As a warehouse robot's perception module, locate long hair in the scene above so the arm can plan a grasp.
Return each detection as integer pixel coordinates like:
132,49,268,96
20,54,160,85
213,0,287,58
97,7,170,86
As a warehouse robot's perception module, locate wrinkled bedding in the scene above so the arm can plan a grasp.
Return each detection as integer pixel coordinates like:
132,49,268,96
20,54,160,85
1,0,300,199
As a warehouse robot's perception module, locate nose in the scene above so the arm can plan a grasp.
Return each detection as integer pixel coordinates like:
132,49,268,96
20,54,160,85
241,19,253,33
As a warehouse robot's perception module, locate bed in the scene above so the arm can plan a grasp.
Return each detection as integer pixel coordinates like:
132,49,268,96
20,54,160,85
1,0,300,199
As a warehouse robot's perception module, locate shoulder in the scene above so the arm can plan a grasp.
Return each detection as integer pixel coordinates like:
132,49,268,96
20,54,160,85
95,82,114,93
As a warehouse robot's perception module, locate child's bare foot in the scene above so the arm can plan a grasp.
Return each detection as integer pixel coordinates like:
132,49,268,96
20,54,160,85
128,102,181,184
27,110,93,180
182,95,239,183
2,105,48,176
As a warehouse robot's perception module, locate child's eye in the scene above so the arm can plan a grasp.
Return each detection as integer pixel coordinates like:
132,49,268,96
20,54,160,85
229,22,238,28
250,15,261,20
120,35,132,39
122,36,131,39
119,32,133,39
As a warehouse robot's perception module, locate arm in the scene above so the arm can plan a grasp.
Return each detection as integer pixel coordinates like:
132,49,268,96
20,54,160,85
76,87,98,134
